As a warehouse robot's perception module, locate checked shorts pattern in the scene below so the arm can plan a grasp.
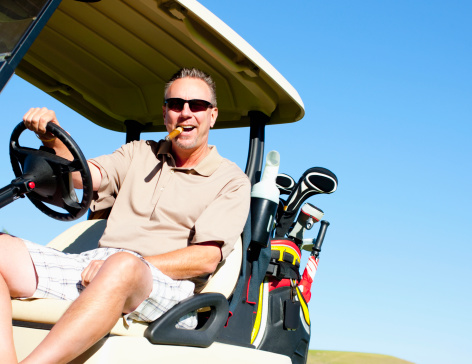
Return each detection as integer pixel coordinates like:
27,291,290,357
23,240,197,329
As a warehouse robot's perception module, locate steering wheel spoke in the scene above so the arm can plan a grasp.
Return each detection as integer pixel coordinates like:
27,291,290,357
67,158,87,173
61,199,82,215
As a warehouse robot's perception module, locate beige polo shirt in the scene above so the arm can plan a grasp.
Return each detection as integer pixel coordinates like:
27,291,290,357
89,140,250,290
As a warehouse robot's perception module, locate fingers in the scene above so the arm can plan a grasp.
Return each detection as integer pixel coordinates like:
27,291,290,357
81,260,105,287
22,107,60,135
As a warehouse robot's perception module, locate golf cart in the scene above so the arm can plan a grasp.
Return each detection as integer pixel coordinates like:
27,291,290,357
1,0,337,363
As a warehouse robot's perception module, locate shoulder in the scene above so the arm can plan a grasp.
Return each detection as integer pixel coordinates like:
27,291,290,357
207,146,248,181
215,158,251,196
121,140,163,158
219,157,249,181
131,139,161,152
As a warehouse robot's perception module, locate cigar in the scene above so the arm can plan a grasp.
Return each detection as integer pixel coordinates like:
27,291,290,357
165,127,183,141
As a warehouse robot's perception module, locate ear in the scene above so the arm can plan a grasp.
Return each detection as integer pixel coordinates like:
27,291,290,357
210,107,218,128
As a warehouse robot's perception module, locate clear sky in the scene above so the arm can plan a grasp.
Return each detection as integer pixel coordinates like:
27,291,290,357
1,1,471,363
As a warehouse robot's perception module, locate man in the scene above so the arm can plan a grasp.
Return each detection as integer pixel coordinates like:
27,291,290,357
0,68,251,363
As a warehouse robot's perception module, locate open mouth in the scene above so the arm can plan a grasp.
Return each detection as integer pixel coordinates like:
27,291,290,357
180,126,196,132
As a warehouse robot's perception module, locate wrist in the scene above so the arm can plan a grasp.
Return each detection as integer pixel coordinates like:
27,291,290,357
36,132,57,143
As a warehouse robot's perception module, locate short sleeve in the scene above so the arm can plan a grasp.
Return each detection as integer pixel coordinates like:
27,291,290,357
88,142,136,211
191,176,251,260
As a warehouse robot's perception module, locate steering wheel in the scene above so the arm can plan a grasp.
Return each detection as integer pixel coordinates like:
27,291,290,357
9,122,93,221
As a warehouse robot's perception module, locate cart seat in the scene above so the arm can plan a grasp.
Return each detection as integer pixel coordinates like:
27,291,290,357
12,219,242,338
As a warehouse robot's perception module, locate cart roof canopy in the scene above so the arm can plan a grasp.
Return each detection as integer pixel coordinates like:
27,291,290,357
9,0,304,133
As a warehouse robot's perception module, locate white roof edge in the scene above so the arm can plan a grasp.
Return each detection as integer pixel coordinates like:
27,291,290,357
177,0,305,112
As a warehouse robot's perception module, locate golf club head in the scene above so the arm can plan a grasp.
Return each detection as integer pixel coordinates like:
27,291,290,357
275,167,337,238
288,203,324,243
276,173,296,195
275,173,295,225
286,167,337,212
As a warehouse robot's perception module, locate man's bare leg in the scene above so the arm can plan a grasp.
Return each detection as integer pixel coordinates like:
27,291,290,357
0,276,18,364
21,252,153,364
0,234,38,364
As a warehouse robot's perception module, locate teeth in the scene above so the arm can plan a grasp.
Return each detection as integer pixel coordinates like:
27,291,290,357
182,126,194,130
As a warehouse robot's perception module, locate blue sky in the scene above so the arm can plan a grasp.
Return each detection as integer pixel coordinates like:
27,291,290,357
1,1,471,363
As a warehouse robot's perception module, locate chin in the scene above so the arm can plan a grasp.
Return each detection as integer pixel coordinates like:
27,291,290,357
175,139,198,150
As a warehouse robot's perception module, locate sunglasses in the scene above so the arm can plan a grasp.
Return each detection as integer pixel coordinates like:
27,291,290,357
164,98,213,112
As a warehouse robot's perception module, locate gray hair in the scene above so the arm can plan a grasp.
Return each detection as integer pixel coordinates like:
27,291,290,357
164,68,217,107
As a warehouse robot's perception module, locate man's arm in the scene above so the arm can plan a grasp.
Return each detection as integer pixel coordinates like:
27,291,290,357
147,175,250,281
23,107,102,191
81,242,221,287
144,242,222,280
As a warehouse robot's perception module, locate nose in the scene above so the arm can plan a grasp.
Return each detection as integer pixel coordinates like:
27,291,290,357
180,102,193,117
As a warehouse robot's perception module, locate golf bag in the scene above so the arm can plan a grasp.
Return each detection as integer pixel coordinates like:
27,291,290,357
250,239,310,364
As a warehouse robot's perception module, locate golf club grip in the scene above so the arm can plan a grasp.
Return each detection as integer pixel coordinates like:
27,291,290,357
312,220,330,258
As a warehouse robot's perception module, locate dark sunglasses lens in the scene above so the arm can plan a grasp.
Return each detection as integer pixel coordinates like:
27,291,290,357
189,100,211,112
166,99,184,111
166,98,212,112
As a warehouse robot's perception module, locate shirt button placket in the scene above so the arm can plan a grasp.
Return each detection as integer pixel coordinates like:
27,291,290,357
157,168,174,200
152,162,171,202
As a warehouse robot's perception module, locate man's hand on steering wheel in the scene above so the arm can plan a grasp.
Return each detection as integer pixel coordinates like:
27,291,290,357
23,107,60,135
23,107,73,160
9,108,96,221
22,108,101,191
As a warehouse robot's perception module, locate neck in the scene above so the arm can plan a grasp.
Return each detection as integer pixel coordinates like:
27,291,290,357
172,144,211,168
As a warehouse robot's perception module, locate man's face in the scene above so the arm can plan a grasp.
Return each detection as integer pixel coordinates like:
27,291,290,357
163,77,218,152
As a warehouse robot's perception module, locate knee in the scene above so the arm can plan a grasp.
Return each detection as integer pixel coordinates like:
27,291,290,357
98,253,152,313
0,232,18,245
103,252,149,286
0,235,37,297
0,234,24,265
0,232,13,244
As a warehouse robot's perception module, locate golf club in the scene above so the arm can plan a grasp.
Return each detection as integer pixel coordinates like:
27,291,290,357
276,173,296,195
275,167,337,238
288,203,324,244
299,220,330,303
275,173,295,226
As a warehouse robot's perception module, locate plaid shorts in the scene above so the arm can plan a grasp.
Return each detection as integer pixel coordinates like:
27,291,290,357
23,240,197,329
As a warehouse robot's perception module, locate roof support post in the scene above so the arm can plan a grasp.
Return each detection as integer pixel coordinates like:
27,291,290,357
124,120,145,143
0,0,62,92
245,111,269,186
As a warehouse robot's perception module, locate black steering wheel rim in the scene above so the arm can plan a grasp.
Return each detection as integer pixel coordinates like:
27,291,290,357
9,122,93,221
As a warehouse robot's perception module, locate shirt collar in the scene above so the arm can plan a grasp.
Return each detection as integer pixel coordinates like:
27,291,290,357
157,141,223,176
